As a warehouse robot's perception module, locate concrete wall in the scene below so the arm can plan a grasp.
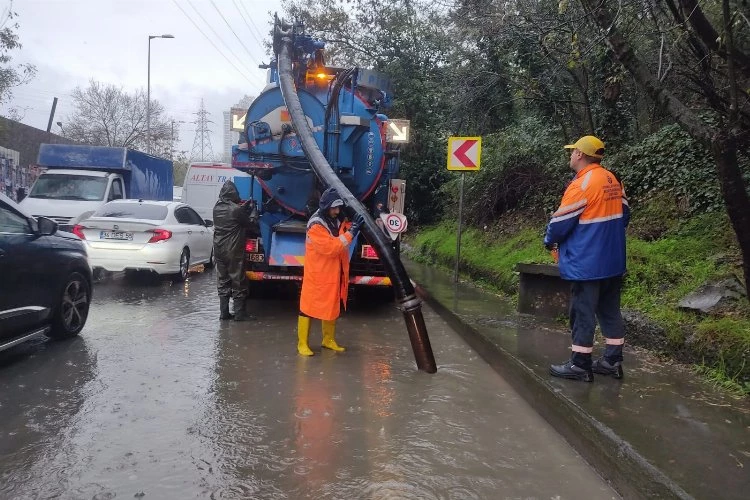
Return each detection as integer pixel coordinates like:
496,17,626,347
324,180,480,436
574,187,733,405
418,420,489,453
0,116,75,169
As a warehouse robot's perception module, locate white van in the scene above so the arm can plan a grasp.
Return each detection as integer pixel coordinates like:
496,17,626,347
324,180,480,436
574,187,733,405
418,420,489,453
181,163,250,221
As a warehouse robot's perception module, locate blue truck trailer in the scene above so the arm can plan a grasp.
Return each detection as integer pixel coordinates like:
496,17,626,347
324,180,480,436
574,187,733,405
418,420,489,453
20,144,173,230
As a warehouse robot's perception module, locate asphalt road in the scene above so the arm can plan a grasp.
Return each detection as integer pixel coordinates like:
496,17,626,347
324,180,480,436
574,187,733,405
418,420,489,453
0,267,616,499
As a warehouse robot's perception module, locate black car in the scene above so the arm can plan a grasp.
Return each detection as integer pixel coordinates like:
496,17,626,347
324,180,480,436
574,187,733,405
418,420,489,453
0,193,92,352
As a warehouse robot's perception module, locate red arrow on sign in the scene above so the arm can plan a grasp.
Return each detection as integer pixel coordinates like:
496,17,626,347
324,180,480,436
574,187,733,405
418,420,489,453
454,140,477,167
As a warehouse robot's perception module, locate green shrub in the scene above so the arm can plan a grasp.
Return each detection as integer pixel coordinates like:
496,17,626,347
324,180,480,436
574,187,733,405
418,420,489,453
608,124,750,213
694,318,750,386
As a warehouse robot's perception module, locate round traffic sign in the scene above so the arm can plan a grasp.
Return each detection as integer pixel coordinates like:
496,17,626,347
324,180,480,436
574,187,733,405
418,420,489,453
384,213,408,234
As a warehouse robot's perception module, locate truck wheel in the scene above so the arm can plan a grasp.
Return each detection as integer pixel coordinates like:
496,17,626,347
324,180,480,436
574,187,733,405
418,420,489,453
49,272,91,339
174,248,190,281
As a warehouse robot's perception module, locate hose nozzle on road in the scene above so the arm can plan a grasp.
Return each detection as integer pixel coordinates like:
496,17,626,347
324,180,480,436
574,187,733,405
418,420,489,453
400,295,437,373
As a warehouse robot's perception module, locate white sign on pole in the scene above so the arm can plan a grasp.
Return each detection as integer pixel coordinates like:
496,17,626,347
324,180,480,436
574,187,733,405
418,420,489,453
446,136,482,282
388,179,406,214
381,212,408,240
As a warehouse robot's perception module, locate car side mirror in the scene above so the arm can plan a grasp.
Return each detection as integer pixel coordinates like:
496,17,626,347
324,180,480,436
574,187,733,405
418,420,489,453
37,216,58,236
204,219,214,227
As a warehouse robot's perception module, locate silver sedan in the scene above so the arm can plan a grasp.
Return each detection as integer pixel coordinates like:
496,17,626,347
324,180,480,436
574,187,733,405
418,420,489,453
73,200,214,280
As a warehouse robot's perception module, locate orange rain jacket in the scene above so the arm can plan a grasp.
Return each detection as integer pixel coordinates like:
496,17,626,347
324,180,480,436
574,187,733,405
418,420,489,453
299,213,354,321
544,163,630,281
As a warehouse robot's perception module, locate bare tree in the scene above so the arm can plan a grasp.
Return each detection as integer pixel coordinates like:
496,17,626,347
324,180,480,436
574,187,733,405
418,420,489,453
63,80,174,157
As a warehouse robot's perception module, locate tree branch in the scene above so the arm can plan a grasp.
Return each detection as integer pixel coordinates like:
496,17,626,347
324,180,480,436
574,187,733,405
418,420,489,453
678,0,750,79
579,0,715,145
722,0,739,125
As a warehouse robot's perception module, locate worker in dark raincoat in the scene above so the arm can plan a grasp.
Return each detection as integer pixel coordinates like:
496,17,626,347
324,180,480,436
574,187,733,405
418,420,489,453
213,180,258,321
297,187,364,356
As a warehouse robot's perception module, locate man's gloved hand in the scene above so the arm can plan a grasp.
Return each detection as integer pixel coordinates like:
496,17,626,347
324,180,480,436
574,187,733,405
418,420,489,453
349,213,366,238
244,200,259,219
544,241,555,251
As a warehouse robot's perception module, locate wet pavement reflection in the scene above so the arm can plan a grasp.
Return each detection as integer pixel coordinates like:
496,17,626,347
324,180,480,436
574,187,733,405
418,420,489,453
1,269,615,499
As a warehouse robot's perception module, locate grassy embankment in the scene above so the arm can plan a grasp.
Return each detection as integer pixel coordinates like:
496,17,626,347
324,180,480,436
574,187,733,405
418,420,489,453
408,206,750,396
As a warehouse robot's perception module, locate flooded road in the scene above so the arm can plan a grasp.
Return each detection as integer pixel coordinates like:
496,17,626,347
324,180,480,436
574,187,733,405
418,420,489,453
0,268,616,499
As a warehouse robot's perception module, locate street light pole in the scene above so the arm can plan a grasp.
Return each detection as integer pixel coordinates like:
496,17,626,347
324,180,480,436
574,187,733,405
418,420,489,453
147,34,174,154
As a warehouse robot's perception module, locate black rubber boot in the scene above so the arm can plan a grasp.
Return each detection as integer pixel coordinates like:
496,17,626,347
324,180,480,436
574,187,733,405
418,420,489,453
550,360,594,382
592,357,624,379
219,296,233,321
232,300,254,321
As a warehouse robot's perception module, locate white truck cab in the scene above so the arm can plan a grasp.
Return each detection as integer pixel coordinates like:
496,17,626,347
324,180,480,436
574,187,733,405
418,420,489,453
20,169,125,228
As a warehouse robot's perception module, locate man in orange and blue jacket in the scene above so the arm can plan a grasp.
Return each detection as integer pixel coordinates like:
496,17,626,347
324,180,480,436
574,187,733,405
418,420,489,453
544,136,630,382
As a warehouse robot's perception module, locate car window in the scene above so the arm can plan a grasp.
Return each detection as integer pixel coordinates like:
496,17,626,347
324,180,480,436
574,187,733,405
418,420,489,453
174,207,192,224
93,203,168,220
185,207,206,225
109,179,124,201
0,205,32,234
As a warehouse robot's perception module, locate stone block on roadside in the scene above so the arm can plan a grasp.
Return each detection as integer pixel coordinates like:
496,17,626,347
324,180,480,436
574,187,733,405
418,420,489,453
677,277,746,314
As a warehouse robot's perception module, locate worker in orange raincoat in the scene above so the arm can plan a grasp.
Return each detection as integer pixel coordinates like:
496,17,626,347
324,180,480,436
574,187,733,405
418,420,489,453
297,187,364,356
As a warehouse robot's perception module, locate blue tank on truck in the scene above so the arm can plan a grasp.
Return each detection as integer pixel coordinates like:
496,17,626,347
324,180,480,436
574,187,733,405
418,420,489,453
21,144,173,230
231,23,405,288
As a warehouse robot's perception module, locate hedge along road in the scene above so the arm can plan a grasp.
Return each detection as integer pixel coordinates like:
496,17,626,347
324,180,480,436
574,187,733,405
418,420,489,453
0,268,615,499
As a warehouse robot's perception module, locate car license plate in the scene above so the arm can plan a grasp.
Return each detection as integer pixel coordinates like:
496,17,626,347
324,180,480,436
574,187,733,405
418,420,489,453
248,253,264,262
100,231,133,241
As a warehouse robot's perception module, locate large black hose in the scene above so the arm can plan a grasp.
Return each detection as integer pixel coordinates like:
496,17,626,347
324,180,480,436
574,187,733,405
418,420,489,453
276,30,437,373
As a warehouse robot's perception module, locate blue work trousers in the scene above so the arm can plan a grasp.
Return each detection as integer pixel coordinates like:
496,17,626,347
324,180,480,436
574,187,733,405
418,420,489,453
569,276,625,369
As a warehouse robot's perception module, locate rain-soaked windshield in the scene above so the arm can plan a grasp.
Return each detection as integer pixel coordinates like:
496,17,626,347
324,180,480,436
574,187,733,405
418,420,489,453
29,174,108,201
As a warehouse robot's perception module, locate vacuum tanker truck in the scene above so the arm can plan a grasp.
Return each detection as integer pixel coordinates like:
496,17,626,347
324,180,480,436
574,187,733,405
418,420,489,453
232,19,408,288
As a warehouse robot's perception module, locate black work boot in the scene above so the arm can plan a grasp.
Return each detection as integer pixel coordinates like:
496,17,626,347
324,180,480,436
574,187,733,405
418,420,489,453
219,296,233,321
592,357,624,379
232,300,255,322
550,360,594,382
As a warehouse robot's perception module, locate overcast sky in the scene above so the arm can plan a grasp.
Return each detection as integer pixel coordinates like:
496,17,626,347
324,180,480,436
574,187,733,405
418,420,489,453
2,0,284,158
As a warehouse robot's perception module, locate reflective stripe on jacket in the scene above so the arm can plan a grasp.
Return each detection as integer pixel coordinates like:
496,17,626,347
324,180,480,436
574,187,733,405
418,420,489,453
544,164,630,281
299,213,353,321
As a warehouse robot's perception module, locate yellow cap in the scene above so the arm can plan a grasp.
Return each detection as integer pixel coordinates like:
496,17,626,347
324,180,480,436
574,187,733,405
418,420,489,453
564,135,605,159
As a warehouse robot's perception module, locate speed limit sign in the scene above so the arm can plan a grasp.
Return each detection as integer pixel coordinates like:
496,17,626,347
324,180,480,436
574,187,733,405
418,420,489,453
383,212,408,234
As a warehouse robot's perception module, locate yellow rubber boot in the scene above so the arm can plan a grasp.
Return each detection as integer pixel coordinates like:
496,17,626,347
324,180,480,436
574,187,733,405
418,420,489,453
297,316,314,356
321,320,345,352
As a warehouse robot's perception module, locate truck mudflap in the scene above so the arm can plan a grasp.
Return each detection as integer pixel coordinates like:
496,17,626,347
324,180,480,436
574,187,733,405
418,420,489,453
246,271,391,286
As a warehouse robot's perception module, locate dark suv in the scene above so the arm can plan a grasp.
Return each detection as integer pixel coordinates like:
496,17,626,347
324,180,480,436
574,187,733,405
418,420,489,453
0,193,92,352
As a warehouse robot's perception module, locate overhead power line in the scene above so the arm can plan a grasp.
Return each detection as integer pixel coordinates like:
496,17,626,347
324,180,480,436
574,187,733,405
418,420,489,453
209,0,262,67
238,0,267,44
185,0,258,77
231,0,264,49
170,0,262,87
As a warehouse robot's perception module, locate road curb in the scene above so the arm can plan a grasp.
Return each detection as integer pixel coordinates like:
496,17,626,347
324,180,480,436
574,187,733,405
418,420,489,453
416,284,693,500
